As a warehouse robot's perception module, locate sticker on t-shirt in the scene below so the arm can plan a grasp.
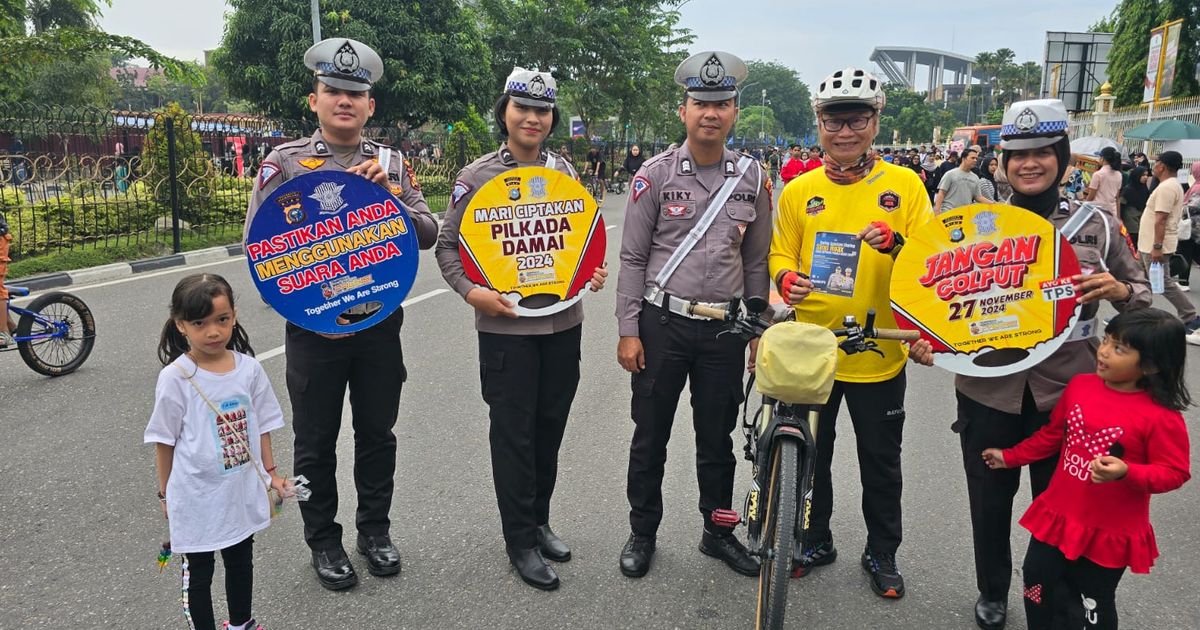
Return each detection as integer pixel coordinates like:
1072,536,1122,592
878,190,900,212
805,196,825,216
210,395,252,473
810,232,860,297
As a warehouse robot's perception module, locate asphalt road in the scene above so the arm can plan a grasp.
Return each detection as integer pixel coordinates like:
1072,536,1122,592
2,190,1198,629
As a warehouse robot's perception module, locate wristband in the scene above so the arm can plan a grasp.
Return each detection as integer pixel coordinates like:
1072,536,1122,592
266,465,278,474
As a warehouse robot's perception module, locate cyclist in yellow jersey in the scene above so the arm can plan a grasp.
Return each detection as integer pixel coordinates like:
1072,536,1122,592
768,67,934,599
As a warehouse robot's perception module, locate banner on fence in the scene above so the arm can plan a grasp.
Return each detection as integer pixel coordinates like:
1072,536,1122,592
889,204,1082,377
244,171,419,334
457,166,605,317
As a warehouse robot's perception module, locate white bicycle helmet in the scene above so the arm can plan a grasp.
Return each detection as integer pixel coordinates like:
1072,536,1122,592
813,67,886,112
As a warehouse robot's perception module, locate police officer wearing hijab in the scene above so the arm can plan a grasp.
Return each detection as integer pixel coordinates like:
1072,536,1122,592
952,99,1149,629
244,38,439,591
615,51,771,579
435,68,608,591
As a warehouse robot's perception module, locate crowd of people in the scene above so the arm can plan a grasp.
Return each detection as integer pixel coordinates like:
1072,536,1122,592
131,36,1195,630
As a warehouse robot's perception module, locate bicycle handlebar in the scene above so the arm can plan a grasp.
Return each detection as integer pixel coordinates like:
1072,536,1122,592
686,300,921,351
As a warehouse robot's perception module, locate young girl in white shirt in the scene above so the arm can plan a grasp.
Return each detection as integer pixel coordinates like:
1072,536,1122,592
145,274,290,630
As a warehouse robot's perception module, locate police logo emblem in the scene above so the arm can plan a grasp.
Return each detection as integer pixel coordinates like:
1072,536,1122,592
805,196,825,216
528,176,548,199
973,209,999,236
308,181,349,215
664,203,689,218
950,228,965,242
1014,107,1039,133
334,42,360,74
528,75,547,98
276,191,304,225
505,175,521,201
258,161,281,189
509,188,521,201
878,190,900,212
451,181,472,206
700,54,726,87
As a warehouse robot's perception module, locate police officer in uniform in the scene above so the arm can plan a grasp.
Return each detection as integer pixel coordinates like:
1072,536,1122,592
244,38,438,591
615,51,770,578
435,68,607,591
953,99,1149,630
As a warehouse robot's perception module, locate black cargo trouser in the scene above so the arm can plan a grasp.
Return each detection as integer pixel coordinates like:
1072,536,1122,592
807,371,907,554
478,325,582,549
287,308,406,551
627,302,747,537
955,386,1056,601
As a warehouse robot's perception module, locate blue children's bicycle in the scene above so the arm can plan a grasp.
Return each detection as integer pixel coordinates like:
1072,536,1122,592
3,285,96,376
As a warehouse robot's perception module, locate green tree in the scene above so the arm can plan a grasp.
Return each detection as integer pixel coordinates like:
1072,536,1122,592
140,102,213,224
735,105,781,141
445,105,492,168
0,1,199,102
744,60,812,138
213,0,493,126
478,0,692,141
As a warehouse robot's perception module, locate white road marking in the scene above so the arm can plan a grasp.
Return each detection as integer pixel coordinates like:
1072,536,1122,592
257,288,449,362
606,225,616,231
59,256,246,293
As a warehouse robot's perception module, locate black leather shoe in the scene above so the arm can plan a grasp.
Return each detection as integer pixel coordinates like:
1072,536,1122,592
311,547,358,590
536,525,571,562
975,595,1007,629
356,534,401,577
506,546,559,591
619,533,656,578
699,531,759,576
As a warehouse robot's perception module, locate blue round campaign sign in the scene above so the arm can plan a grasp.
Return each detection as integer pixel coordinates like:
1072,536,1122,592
244,170,419,334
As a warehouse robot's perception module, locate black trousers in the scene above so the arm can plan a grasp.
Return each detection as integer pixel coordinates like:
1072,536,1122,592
807,372,907,554
1023,537,1126,630
478,325,582,549
183,535,254,630
955,387,1057,601
287,308,407,550
627,303,747,537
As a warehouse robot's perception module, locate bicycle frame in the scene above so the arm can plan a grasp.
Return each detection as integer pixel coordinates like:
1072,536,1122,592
744,400,819,551
3,302,68,348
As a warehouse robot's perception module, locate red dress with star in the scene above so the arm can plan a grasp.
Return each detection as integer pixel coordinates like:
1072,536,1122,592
1002,374,1191,573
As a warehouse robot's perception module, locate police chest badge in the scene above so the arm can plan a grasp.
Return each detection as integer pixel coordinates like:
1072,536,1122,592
299,158,326,170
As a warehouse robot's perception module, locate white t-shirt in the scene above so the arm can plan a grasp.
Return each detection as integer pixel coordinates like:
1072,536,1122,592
144,352,285,553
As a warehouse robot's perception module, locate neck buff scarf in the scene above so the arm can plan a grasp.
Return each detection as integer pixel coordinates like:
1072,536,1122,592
823,149,878,185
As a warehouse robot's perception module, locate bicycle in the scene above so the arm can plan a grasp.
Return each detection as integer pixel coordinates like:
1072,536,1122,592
606,167,628,195
688,296,917,630
585,174,606,208
3,285,97,376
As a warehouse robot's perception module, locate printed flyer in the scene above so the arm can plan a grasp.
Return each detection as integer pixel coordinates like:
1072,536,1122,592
244,171,419,334
810,232,861,297
889,203,1082,377
458,166,606,317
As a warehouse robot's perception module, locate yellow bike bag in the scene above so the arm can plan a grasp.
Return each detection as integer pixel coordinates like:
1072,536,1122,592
754,321,838,405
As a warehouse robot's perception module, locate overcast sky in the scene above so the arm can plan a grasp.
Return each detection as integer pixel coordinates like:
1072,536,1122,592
98,0,1116,87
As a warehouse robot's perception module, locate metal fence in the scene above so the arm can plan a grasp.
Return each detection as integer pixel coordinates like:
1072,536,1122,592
1068,95,1200,154
0,104,472,262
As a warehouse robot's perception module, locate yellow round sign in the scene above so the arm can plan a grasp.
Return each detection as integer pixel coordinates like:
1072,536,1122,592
458,166,606,317
890,203,1083,376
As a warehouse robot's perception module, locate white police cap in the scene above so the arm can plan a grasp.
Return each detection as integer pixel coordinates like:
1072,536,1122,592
674,51,748,102
504,67,557,109
1000,99,1070,150
304,38,383,92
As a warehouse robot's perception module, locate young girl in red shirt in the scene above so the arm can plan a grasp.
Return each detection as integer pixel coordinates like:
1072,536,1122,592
982,308,1191,630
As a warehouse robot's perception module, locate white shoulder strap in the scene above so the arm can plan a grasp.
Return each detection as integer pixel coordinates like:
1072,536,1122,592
1060,201,1111,272
545,153,557,170
653,155,754,288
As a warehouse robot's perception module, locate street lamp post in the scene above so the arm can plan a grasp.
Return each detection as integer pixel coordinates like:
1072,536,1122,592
737,82,761,109
760,89,767,142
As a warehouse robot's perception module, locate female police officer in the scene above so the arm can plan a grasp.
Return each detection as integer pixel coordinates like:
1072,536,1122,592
435,68,607,591
953,99,1149,629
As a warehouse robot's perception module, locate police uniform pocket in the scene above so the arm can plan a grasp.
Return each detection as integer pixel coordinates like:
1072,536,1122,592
479,350,505,403
726,202,756,245
661,200,696,221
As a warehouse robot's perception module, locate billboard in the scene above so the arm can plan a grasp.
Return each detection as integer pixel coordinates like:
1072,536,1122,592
1146,19,1186,104
1042,31,1112,113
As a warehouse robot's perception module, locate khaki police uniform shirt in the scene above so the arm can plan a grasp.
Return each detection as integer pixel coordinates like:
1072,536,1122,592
956,198,1151,414
436,144,583,335
615,142,773,337
244,129,438,249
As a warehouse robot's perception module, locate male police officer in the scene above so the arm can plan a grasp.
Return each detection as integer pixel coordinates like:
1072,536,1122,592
615,51,771,578
244,38,439,591
436,68,607,591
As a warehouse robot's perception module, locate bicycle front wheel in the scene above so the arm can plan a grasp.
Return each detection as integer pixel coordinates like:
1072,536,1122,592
16,291,97,376
756,438,798,630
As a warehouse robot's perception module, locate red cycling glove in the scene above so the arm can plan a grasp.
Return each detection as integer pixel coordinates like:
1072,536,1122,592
869,220,904,253
779,271,803,305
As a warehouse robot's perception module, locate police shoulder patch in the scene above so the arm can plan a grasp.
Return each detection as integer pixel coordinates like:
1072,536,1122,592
631,175,651,202
404,159,421,192
451,180,472,206
258,161,281,189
